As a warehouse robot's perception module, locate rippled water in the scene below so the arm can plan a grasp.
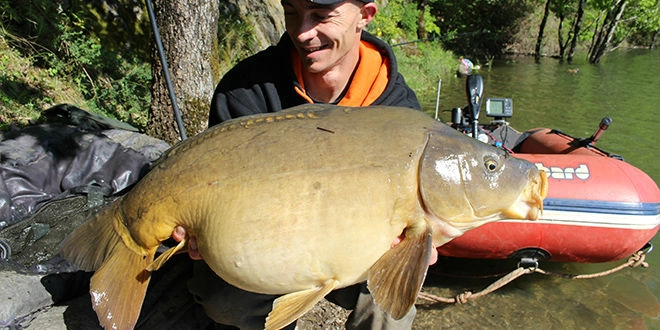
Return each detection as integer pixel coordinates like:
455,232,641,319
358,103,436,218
416,49,660,329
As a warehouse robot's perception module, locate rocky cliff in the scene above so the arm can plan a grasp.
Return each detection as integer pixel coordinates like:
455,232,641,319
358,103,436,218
224,0,285,49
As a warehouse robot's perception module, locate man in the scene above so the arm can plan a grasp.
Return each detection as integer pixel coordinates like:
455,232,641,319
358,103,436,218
208,0,420,124
175,0,426,328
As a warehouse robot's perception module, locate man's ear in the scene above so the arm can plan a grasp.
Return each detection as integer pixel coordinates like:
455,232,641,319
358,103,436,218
357,2,378,29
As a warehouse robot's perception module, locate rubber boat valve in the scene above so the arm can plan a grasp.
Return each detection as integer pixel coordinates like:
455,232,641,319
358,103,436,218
641,242,654,255
508,247,551,268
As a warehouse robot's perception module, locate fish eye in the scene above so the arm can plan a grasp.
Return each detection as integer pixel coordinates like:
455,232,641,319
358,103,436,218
484,158,499,172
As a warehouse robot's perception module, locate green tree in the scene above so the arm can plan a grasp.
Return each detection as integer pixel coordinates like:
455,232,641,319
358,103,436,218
369,0,431,43
567,0,586,63
627,0,660,48
588,0,628,63
535,0,553,63
548,0,579,62
584,0,660,62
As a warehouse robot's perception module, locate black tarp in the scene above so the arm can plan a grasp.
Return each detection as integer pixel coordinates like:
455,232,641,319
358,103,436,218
0,105,170,229
0,106,221,329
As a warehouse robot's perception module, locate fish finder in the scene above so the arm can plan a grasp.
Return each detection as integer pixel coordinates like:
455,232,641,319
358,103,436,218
485,98,513,118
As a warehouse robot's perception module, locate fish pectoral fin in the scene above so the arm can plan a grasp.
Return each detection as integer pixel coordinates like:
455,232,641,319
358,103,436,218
367,223,433,319
265,279,339,330
147,237,186,272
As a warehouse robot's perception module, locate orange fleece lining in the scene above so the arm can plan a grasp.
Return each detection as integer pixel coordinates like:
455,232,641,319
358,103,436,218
292,41,390,106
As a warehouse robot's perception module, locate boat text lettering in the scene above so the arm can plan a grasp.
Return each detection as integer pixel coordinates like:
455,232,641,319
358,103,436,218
534,163,590,180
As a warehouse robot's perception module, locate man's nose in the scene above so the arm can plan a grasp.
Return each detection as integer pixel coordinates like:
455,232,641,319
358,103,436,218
292,16,318,41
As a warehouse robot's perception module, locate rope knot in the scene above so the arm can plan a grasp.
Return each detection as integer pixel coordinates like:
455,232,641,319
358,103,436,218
628,251,649,268
455,291,473,304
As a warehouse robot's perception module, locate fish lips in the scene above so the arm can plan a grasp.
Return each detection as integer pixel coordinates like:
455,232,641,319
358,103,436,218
501,169,548,220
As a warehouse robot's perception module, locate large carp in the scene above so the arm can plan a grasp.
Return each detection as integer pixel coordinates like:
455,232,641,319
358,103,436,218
60,104,547,330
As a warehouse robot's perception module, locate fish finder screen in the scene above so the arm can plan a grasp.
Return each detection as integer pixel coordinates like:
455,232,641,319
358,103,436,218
489,101,503,114
486,98,513,117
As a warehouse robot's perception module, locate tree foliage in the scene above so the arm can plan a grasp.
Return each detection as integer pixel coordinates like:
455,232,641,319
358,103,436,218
627,0,660,47
429,0,535,59
587,0,627,63
369,0,438,43
549,0,578,60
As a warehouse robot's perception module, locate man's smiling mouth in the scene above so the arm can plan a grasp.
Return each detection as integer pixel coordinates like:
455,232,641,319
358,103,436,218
303,44,329,53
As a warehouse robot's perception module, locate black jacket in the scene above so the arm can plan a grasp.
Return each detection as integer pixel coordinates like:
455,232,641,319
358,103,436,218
209,31,420,126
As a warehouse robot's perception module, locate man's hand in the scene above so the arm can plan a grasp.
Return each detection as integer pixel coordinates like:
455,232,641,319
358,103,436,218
172,226,203,260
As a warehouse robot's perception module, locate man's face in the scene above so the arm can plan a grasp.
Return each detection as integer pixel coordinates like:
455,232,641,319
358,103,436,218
282,0,369,74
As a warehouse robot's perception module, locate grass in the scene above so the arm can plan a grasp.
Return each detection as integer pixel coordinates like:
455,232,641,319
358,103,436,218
393,40,458,106
0,24,152,132
0,34,91,129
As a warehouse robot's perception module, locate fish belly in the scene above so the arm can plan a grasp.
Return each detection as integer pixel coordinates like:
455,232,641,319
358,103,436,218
196,168,416,295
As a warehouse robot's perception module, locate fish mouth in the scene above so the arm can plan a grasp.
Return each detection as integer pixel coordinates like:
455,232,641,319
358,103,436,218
502,170,548,220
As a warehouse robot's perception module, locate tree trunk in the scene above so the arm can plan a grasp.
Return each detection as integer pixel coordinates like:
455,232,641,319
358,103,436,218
147,0,219,144
650,30,657,49
557,14,566,62
417,0,429,40
588,0,627,64
535,0,552,63
567,0,585,64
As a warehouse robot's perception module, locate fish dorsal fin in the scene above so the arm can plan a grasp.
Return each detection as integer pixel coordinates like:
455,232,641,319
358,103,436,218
265,279,339,330
147,238,187,272
367,222,433,319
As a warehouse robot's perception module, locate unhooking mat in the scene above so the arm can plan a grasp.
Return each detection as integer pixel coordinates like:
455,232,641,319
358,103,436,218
0,104,170,228
0,105,184,328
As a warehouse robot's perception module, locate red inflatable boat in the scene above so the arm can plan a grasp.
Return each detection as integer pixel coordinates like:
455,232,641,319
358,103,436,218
436,75,660,263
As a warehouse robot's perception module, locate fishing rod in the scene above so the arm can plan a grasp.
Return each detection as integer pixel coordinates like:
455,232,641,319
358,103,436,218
145,0,187,141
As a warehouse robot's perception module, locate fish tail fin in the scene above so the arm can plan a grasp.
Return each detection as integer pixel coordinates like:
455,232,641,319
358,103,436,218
60,201,125,271
60,200,156,329
90,242,155,330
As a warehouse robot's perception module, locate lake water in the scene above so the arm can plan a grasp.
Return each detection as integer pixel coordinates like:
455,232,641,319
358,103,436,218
414,49,660,329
